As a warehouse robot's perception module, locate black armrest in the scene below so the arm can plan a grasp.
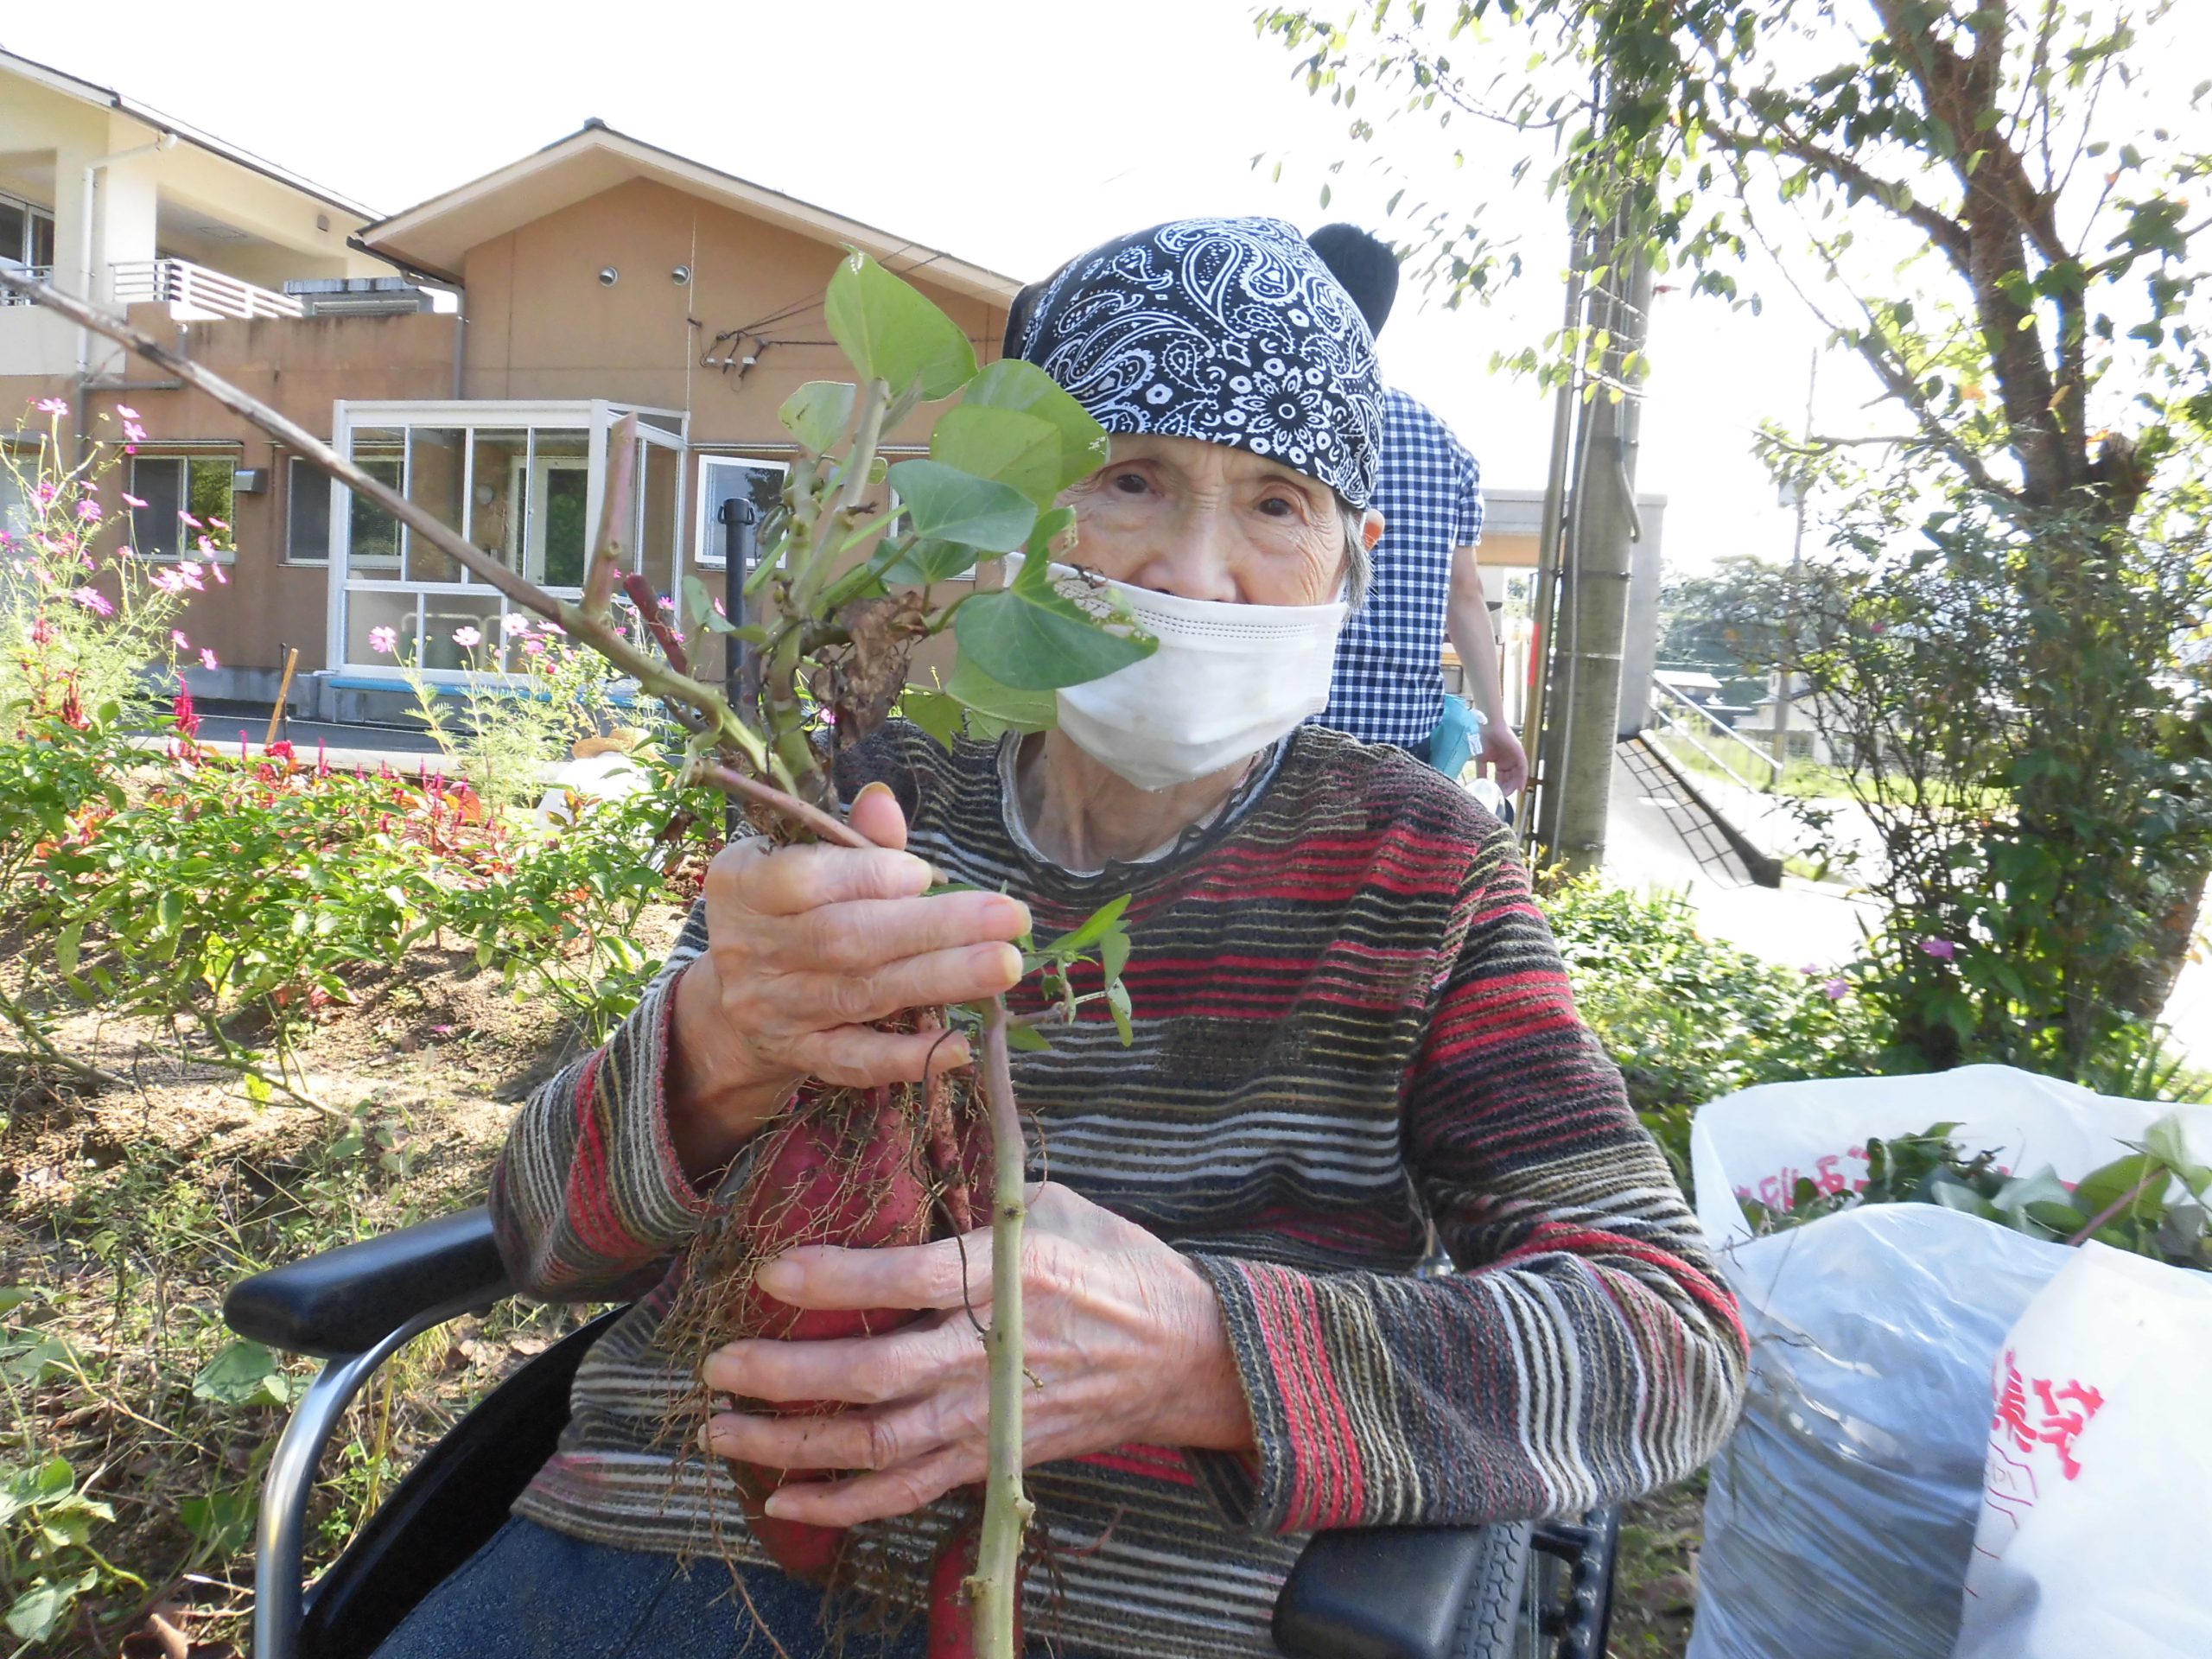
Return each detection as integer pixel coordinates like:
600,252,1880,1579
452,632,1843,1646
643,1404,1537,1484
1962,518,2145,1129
1273,1524,1528,1659
225,1206,512,1359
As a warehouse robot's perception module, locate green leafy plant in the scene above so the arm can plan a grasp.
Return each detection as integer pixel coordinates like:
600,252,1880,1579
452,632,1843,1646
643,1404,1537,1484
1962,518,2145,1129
12,247,1152,1659
0,1456,132,1651
1261,0,2212,1084
1745,1115,2212,1273
1541,872,1895,1183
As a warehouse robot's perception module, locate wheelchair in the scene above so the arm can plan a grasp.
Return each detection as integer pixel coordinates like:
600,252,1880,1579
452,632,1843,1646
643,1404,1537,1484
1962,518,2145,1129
225,1208,1618,1659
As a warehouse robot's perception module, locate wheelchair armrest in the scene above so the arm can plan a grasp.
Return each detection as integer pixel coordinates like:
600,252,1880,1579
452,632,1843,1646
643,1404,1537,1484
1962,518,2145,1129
225,1206,512,1359
1273,1524,1523,1659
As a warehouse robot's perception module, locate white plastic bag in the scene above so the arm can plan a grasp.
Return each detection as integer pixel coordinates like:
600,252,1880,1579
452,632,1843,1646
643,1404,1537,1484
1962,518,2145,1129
1684,1066,2212,1659
1952,1243,2212,1659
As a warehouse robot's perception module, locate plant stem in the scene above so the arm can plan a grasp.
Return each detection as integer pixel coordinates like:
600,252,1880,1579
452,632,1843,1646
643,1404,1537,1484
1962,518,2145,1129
687,760,869,849
969,997,1032,1659
2065,1170,2164,1246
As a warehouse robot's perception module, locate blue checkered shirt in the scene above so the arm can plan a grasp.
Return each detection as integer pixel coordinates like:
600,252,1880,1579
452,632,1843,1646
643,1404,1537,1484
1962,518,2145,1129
1319,388,1484,748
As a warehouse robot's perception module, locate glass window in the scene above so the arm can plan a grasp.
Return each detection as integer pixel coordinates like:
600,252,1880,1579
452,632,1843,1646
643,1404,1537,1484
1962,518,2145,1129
1,448,35,543
286,455,331,563
346,429,404,570
129,456,234,559
345,589,417,666
467,429,530,570
525,431,590,589
694,456,788,569
640,439,680,598
417,595,505,673
403,427,466,583
0,194,55,273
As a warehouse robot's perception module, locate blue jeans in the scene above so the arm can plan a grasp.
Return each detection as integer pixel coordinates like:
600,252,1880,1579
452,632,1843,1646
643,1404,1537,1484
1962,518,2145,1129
370,1516,929,1659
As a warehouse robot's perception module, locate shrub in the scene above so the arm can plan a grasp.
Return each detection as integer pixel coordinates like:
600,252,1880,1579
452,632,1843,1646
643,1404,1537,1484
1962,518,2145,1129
1541,873,1896,1182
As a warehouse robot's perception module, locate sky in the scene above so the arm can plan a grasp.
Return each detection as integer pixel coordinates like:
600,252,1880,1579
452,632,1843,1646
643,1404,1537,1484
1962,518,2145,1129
6,0,2202,577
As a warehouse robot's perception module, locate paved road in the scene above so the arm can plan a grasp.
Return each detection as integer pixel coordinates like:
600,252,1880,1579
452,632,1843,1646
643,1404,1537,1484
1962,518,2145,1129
1599,750,2209,1063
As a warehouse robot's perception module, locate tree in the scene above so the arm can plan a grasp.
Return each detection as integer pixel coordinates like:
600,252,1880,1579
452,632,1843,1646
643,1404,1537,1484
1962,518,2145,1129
1656,556,1785,697
1262,0,2212,1077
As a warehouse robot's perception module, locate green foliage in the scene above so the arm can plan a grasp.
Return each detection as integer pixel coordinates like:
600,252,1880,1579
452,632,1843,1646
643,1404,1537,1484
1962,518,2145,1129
0,1457,117,1648
392,615,635,808
1541,873,1895,1179
1262,2,2212,1084
1745,1116,2212,1274
1788,490,2212,1075
0,403,199,729
736,249,1142,776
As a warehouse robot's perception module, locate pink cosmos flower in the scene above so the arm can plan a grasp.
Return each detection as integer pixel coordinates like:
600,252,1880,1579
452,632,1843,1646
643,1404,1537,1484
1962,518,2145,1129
72,587,114,617
35,397,68,416
150,569,187,596
196,534,217,554
520,637,546,658
176,563,206,592
200,647,219,671
122,493,149,510
114,404,139,420
452,625,482,648
207,517,229,531
368,625,398,654
172,629,191,650
210,560,227,585
123,423,146,444
75,499,103,522
1920,938,1959,961
1824,978,1850,1000
502,613,530,637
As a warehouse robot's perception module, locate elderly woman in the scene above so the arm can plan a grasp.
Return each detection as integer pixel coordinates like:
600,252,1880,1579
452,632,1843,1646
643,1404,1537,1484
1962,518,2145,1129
372,218,1746,1659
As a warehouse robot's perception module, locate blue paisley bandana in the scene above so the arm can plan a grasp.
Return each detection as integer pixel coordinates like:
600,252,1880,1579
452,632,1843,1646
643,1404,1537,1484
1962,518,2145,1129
1014,217,1385,508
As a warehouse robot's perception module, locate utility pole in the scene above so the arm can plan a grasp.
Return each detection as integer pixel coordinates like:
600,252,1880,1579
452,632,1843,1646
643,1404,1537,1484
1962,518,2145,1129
1534,211,1653,875
1770,347,1817,777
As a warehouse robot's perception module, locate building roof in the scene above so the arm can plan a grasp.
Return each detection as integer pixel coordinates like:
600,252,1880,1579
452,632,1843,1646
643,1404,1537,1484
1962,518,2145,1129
0,46,382,220
358,122,1023,304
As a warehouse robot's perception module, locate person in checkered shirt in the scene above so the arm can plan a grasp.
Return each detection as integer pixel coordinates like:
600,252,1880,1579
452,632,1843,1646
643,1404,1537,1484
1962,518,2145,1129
1306,225,1529,797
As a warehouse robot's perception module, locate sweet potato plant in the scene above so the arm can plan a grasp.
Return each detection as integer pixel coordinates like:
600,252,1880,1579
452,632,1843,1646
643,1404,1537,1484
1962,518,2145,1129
0,252,1153,1659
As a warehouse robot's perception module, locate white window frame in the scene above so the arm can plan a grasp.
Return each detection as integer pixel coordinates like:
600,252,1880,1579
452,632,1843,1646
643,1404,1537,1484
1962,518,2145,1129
0,189,55,272
127,454,238,562
692,454,790,570
327,398,687,683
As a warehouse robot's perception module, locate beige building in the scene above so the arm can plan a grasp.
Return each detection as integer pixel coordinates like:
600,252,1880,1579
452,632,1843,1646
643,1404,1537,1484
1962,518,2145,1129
3,51,1018,716
4,48,1602,728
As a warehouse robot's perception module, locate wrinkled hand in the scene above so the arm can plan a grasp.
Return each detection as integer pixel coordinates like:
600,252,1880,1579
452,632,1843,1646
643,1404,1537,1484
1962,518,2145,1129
666,783,1031,1176
700,1184,1253,1527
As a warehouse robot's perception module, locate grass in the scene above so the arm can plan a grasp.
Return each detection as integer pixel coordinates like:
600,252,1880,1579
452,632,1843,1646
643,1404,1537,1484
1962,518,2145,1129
0,933,648,1656
2,903,1715,1658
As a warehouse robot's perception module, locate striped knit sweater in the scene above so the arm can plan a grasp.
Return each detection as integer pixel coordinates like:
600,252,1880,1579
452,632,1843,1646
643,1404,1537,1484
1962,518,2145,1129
491,722,1747,1657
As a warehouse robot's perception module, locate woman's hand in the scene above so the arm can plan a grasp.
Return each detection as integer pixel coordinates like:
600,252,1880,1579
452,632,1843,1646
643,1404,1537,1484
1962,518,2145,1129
665,782,1032,1182
699,1184,1254,1527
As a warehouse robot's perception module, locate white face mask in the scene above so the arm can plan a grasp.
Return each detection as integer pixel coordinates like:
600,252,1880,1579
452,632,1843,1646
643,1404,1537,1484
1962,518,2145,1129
1002,555,1350,792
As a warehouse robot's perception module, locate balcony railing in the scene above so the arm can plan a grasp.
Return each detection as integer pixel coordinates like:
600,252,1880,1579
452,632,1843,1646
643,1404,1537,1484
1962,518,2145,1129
111,258,304,322
0,265,52,306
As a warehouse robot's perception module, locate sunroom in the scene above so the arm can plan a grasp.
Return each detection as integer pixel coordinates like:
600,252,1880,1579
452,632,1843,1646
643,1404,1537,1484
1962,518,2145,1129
321,400,688,679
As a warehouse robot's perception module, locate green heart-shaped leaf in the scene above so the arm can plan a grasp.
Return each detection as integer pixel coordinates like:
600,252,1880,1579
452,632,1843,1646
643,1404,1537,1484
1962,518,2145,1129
825,251,976,399
962,359,1111,491
887,460,1037,552
944,654,1058,734
779,381,857,454
930,404,1065,505
880,537,983,586
952,554,1154,690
